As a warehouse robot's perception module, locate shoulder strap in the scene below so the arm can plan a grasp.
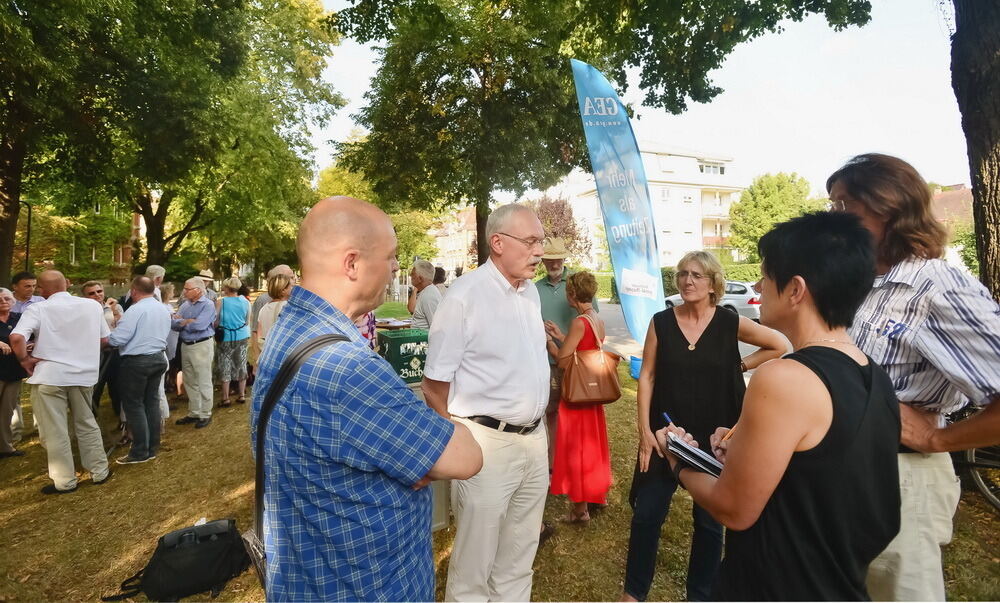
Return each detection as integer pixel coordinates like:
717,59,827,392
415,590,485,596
254,334,349,536
578,313,603,345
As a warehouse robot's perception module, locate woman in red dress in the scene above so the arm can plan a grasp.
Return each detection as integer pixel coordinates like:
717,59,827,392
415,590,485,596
545,271,613,524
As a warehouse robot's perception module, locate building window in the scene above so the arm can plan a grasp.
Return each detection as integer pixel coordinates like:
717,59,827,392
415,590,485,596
94,200,101,214
699,163,725,175
91,245,97,261
69,239,76,265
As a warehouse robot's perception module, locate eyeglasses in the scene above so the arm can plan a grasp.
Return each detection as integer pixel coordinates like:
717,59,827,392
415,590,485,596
84,290,103,296
183,287,197,292
498,232,546,249
677,270,710,281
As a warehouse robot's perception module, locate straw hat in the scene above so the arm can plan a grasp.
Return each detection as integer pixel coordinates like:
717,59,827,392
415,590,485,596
197,269,214,280
540,237,569,260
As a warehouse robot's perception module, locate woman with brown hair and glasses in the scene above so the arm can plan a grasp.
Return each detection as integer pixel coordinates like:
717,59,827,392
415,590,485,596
829,153,1000,601
622,251,786,602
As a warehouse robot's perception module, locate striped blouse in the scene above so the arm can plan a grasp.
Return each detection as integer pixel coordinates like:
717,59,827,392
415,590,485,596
849,257,1000,415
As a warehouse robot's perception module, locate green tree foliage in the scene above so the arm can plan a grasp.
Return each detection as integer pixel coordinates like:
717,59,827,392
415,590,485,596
729,173,825,262
952,222,980,276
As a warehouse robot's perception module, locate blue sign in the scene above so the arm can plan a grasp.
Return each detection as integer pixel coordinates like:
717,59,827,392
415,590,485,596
570,59,664,344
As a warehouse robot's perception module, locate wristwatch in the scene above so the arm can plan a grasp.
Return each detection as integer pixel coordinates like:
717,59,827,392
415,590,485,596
672,459,688,488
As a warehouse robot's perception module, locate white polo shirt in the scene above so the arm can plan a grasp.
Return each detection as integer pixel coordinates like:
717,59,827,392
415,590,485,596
411,284,442,329
424,258,549,425
12,291,110,386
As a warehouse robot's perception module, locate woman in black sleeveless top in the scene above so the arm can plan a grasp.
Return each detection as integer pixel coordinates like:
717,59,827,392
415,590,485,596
655,212,901,601
623,252,787,602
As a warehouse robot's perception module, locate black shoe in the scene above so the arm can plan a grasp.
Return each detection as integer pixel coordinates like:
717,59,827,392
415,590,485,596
538,521,555,548
93,471,113,485
0,450,25,458
195,418,212,429
175,416,198,425
41,483,78,495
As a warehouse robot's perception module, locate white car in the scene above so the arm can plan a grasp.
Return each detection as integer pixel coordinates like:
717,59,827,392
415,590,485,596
664,280,761,321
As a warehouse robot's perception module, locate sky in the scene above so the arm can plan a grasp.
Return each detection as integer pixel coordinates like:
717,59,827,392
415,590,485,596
313,0,968,197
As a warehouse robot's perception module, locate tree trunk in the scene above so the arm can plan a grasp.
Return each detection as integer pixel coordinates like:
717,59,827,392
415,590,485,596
952,0,1000,301
0,113,28,286
135,189,168,266
475,196,490,266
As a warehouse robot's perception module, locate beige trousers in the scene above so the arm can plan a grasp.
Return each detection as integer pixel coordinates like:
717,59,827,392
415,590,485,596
31,385,109,490
0,380,22,452
445,417,549,602
181,339,214,419
866,451,961,601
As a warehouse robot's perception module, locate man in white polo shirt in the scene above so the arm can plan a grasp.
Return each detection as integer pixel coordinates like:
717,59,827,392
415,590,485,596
10,270,111,494
422,204,550,601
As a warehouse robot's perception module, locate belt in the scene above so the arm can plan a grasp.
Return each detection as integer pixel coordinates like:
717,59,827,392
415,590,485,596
464,415,540,435
899,444,922,454
182,336,213,345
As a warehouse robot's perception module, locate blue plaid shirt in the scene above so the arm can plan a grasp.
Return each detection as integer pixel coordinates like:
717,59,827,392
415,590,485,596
251,287,454,602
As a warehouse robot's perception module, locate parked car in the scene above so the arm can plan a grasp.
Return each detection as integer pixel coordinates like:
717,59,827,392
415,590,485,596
665,280,761,321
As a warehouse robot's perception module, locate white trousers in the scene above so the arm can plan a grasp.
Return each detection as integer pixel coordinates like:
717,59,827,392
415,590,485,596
31,385,109,490
445,417,548,602
866,451,961,601
181,339,214,419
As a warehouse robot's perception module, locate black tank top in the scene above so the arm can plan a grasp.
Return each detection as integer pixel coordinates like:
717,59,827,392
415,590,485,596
714,346,901,601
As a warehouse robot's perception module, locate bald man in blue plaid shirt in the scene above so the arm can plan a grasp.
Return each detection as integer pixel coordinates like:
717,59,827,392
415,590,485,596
252,197,482,601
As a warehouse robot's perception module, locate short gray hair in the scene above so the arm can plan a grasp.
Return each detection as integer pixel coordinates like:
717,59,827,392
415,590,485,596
412,260,435,282
485,204,532,240
0,288,12,300
184,277,204,292
145,264,165,279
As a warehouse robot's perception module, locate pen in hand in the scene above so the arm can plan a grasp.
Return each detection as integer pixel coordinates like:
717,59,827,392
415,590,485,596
662,412,673,425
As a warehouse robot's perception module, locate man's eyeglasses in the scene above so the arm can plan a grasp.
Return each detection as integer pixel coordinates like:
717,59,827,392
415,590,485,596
84,290,103,296
677,270,710,281
498,232,547,249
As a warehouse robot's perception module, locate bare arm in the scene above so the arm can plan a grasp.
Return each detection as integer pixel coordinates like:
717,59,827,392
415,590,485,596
901,395,1000,452
425,421,483,480
421,376,451,418
407,287,417,314
636,320,661,473
737,316,789,370
554,317,587,369
657,359,832,530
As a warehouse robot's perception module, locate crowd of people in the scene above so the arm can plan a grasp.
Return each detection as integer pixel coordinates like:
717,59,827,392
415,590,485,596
2,152,998,602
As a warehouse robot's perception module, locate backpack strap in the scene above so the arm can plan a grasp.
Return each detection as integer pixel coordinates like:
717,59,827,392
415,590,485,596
100,569,144,601
253,334,349,537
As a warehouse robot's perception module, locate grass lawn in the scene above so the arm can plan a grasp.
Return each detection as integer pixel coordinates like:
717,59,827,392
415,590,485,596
1,365,998,601
375,300,410,318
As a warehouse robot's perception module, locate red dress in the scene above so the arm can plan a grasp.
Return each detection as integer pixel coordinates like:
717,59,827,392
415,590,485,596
550,316,613,504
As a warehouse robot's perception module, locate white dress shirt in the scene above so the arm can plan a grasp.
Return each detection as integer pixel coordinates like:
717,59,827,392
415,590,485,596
424,258,549,425
12,291,110,386
411,284,442,329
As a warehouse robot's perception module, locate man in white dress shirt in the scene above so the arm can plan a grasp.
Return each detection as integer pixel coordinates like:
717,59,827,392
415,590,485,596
10,270,111,494
423,204,550,602
408,259,441,329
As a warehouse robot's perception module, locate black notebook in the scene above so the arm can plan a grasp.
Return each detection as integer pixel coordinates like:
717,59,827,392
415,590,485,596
667,432,724,478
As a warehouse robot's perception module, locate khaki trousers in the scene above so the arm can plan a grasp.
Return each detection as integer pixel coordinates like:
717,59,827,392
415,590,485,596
0,380,22,452
31,385,109,490
181,339,214,419
445,417,548,602
866,451,961,601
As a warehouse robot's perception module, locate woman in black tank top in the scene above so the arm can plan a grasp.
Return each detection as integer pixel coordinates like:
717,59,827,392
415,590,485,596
653,212,901,601
623,252,787,602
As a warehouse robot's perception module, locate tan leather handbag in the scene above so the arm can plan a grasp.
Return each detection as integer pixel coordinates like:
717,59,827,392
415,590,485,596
561,314,622,405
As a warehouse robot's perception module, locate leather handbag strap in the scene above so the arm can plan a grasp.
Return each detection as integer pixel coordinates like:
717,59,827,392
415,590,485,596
254,334,349,537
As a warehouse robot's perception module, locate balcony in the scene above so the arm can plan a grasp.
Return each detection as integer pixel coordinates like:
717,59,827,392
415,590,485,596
702,206,729,218
702,236,729,247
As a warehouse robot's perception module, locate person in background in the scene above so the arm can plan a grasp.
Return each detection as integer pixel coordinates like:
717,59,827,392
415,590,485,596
544,271,612,524
423,203,550,601
254,273,293,363
434,266,448,295
82,280,123,416
110,276,171,465
215,277,251,406
198,269,218,301
354,310,377,350
250,265,296,364
828,153,1000,601
656,211,901,600
10,270,111,494
159,283,180,416
10,271,44,314
408,259,441,329
251,195,482,601
623,251,786,602
118,265,164,311
172,278,216,429
0,288,28,458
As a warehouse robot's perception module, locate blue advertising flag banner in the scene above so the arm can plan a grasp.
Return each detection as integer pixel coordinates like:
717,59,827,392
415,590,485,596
570,59,664,344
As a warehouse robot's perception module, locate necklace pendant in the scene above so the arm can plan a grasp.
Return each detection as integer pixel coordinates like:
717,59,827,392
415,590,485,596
688,344,696,351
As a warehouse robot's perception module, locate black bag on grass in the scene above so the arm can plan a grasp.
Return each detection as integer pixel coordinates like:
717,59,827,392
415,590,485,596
102,519,249,602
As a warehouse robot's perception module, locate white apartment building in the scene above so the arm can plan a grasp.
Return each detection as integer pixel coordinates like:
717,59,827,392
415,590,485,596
550,141,746,269
429,207,476,275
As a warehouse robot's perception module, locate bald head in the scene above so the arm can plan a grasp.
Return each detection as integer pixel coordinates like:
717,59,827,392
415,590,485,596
38,270,67,298
297,196,394,270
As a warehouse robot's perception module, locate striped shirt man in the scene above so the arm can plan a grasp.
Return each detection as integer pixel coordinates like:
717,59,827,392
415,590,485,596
849,257,1000,415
